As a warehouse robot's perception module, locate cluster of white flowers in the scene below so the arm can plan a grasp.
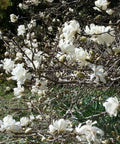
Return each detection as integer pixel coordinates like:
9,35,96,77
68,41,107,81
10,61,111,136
0,0,119,142
90,65,107,84
49,119,73,134
75,120,104,144
0,115,21,133
59,20,90,66
85,23,115,46
93,0,114,15
48,119,104,143
0,115,34,133
103,97,119,117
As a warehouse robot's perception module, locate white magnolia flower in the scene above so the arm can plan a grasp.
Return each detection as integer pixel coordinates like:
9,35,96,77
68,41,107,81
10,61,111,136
11,63,31,85
103,97,119,117
75,47,90,66
61,20,80,42
15,52,23,61
59,39,75,54
3,58,14,73
90,65,107,84
29,115,35,121
27,19,36,29
32,39,39,48
48,26,53,32
10,14,18,23
49,119,73,134
0,115,21,133
106,9,114,15
94,0,110,11
85,24,115,46
75,120,104,144
20,117,30,126
36,115,42,120
46,0,54,2
14,85,24,98
17,25,26,36
19,3,28,9
31,0,40,5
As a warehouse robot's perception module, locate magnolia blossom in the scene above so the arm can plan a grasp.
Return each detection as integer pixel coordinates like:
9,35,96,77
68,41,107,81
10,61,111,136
15,52,23,61
31,0,40,5
3,58,14,73
59,39,75,54
27,19,36,29
59,20,80,53
17,25,26,36
94,0,109,11
48,26,53,32
85,24,115,46
32,39,39,48
11,63,31,85
49,119,73,134
60,20,80,42
103,97,119,117
46,0,54,2
0,115,21,133
106,9,114,15
90,65,107,84
14,85,24,98
19,3,28,9
10,14,18,23
20,117,30,126
75,120,104,144
75,48,90,66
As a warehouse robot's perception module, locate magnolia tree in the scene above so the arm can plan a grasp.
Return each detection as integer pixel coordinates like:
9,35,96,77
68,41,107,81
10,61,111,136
0,0,120,143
